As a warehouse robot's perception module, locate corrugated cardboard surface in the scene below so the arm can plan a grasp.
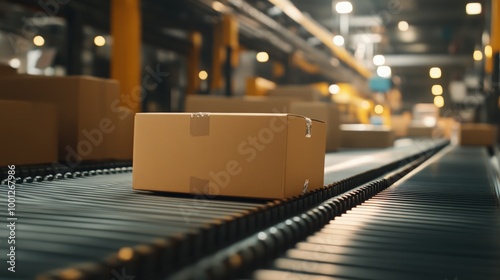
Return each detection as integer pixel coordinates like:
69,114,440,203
133,113,326,199
185,95,300,113
459,123,497,146
0,76,124,162
340,124,395,148
289,102,340,151
0,100,57,166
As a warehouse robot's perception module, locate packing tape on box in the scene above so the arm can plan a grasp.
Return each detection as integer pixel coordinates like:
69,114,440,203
190,176,210,195
190,112,210,136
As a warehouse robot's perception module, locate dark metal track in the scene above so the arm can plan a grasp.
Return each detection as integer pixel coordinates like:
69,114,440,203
254,146,500,280
0,140,449,279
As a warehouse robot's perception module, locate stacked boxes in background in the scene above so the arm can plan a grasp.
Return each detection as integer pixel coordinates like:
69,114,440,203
185,95,341,151
340,124,395,148
0,75,134,166
0,100,58,166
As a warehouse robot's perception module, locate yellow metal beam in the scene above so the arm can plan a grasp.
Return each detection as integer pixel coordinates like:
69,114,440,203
111,0,141,112
268,0,372,78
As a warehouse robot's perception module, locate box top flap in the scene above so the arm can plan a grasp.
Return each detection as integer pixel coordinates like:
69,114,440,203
136,112,325,124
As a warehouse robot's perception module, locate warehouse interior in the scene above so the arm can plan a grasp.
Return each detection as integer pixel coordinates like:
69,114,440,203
0,0,500,279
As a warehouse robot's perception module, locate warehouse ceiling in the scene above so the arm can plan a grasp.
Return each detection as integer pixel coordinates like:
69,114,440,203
0,0,488,107
244,0,487,105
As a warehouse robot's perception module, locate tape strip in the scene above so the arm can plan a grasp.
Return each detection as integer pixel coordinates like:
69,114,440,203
190,176,209,194
190,112,210,136
305,117,312,138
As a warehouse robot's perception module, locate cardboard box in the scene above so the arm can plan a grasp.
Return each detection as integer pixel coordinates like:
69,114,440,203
267,85,323,101
391,115,410,138
0,100,58,166
185,95,300,113
459,123,497,146
289,102,341,151
0,64,17,77
407,125,435,138
133,113,326,199
340,124,394,148
0,76,121,163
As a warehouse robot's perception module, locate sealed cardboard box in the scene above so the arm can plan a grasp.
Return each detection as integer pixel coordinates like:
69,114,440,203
267,85,323,101
185,95,300,113
289,102,341,151
340,124,394,148
133,113,326,199
0,76,122,163
0,100,57,166
407,125,435,138
459,123,497,146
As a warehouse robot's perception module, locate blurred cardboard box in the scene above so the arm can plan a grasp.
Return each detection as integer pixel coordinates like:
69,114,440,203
0,76,126,164
185,95,300,113
459,123,497,146
0,100,58,166
267,85,323,101
109,106,135,160
437,117,457,139
0,64,17,77
133,113,326,199
391,114,410,138
185,95,339,151
289,102,340,151
340,124,394,148
407,125,435,138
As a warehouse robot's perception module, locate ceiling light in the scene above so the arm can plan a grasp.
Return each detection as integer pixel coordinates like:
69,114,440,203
256,52,269,62
377,66,391,78
434,96,444,108
432,85,443,95
94,36,106,47
212,1,225,12
333,35,344,46
374,104,384,114
8,58,20,69
198,70,208,80
466,3,481,15
335,1,353,14
329,84,340,94
473,50,483,61
372,54,385,66
485,45,492,58
33,35,45,47
398,21,409,31
429,67,441,79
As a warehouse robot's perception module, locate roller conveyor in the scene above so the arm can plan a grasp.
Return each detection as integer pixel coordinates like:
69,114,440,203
254,146,500,280
2,140,498,280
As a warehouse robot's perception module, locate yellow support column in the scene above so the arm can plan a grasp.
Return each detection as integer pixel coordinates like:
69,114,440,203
111,0,141,112
210,15,238,95
187,32,202,95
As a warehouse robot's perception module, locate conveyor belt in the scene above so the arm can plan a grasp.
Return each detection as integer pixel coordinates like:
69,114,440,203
0,140,450,279
254,146,500,280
